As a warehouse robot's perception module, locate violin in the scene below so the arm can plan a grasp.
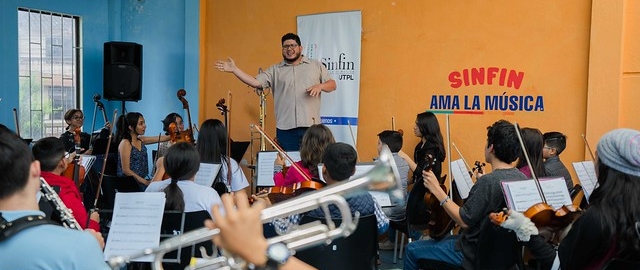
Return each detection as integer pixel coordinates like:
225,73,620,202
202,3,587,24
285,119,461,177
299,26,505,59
176,89,195,144
421,154,457,240
473,161,486,175
253,180,324,204
168,122,192,143
62,127,86,187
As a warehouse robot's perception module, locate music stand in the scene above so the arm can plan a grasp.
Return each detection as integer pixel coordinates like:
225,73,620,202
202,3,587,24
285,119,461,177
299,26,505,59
230,140,250,164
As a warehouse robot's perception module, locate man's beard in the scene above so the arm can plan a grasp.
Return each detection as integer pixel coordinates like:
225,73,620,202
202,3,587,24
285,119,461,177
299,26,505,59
283,51,301,63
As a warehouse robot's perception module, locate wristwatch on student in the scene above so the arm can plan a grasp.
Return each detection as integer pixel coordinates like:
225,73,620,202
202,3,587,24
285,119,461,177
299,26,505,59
255,242,291,270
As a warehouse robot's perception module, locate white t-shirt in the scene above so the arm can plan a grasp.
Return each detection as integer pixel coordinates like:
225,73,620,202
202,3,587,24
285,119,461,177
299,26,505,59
218,158,250,192
146,179,224,217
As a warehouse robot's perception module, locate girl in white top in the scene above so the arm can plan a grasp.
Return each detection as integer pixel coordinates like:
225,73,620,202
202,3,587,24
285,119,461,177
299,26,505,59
145,142,223,217
196,119,249,194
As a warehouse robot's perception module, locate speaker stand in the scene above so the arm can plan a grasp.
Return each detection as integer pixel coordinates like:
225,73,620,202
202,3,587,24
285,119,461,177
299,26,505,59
121,101,127,114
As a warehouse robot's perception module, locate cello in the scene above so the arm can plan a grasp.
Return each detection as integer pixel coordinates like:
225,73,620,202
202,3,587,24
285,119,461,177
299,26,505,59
174,89,195,144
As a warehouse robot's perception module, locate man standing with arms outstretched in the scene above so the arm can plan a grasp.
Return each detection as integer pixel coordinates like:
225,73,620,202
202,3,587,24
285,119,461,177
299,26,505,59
216,33,337,151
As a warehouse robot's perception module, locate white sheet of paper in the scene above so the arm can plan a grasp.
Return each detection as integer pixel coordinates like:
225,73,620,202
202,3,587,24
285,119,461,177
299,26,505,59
450,159,473,199
538,177,573,210
572,161,597,201
103,192,166,262
501,180,544,212
350,163,376,180
79,154,96,178
369,191,392,207
194,163,222,187
256,151,301,186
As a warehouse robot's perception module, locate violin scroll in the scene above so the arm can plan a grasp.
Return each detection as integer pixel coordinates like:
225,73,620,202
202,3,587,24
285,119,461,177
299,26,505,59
472,161,486,174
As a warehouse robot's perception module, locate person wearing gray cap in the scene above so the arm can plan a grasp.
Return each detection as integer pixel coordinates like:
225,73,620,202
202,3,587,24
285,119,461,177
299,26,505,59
557,128,640,269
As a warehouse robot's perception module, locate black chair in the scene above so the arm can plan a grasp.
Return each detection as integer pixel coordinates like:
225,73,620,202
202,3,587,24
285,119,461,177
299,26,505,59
601,258,640,270
160,210,214,270
294,214,378,270
418,220,524,270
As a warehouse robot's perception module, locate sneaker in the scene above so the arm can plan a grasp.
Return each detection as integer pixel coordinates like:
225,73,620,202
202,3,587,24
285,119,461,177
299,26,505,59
378,240,396,250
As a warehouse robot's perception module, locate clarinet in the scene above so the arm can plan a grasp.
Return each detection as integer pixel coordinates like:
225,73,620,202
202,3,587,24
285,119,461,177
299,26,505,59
39,177,82,230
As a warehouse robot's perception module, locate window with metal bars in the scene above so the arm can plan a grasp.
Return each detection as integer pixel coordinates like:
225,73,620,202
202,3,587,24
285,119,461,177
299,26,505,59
17,7,81,140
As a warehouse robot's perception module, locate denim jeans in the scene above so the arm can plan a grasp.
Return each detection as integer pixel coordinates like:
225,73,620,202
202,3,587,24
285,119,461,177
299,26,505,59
403,235,463,270
276,127,308,151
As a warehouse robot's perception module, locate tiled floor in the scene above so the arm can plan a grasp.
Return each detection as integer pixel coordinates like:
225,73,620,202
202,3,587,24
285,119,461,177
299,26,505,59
378,249,404,270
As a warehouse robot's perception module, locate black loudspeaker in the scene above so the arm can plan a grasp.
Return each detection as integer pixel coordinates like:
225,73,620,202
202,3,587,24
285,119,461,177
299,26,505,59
103,42,142,101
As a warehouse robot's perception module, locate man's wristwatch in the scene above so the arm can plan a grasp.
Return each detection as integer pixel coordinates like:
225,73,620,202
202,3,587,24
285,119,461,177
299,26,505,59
255,242,291,270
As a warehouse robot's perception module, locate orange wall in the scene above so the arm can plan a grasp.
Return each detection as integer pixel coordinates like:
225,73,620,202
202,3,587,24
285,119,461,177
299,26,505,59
200,1,611,184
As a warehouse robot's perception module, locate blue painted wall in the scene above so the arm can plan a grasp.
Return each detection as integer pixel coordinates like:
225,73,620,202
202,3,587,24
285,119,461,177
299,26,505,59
0,0,199,161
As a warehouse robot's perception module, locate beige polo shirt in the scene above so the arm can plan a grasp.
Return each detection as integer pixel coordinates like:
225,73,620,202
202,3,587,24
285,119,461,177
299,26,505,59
256,56,333,130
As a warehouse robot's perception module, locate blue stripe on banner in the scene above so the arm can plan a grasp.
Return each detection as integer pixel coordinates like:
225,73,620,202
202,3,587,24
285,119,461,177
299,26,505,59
320,116,359,126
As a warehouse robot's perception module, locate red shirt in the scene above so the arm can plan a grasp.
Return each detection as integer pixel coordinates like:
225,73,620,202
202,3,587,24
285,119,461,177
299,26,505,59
40,171,100,231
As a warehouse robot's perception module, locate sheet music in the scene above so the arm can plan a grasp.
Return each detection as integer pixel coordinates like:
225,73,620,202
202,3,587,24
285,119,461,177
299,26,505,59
572,161,597,201
103,192,166,262
256,151,301,186
369,191,392,207
450,159,474,199
350,163,375,180
539,177,573,210
79,155,96,178
501,180,544,212
194,163,222,187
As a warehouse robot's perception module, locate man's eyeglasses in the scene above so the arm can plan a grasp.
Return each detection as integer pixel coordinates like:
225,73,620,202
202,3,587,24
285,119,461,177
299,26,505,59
543,146,554,150
72,116,84,120
282,44,299,50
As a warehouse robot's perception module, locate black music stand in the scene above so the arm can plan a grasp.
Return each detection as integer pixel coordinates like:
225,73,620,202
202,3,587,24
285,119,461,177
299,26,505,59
230,140,250,164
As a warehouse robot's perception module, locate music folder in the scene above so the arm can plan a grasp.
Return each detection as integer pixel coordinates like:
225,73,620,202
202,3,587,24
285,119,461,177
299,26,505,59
450,159,474,199
501,177,572,212
255,151,301,187
194,163,222,187
572,161,597,201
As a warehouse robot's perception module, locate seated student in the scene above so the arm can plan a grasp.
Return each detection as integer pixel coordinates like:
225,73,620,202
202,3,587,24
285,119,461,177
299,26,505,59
376,130,410,221
516,127,546,179
543,131,573,190
60,109,93,155
31,137,100,231
404,119,528,270
115,112,170,190
156,112,186,159
146,142,223,218
206,192,316,270
273,124,335,186
196,119,249,194
0,125,109,269
266,142,389,235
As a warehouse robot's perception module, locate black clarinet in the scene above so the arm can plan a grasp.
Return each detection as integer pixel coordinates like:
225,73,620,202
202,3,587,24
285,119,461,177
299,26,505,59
39,177,82,230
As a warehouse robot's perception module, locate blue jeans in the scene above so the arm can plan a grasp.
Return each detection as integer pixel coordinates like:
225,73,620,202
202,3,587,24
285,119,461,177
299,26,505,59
276,127,308,151
404,235,463,270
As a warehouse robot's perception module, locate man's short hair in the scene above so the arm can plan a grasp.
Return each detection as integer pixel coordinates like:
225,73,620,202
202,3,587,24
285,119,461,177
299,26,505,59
281,33,301,46
323,142,357,182
32,137,66,172
486,120,520,164
543,132,567,155
377,130,403,152
0,125,34,199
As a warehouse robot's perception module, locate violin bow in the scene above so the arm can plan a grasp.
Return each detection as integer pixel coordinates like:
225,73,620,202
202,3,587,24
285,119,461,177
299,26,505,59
92,109,118,211
444,114,453,198
581,134,596,161
226,91,233,190
514,122,548,204
12,108,20,137
451,142,473,174
251,124,313,182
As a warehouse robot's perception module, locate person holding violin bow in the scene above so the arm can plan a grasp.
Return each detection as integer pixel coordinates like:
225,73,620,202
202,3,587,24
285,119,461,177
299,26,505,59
493,128,640,269
31,137,100,232
404,119,531,270
273,124,335,187
116,112,170,190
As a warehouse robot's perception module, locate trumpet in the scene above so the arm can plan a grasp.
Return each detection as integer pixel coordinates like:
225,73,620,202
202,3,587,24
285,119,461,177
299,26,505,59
108,146,403,270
